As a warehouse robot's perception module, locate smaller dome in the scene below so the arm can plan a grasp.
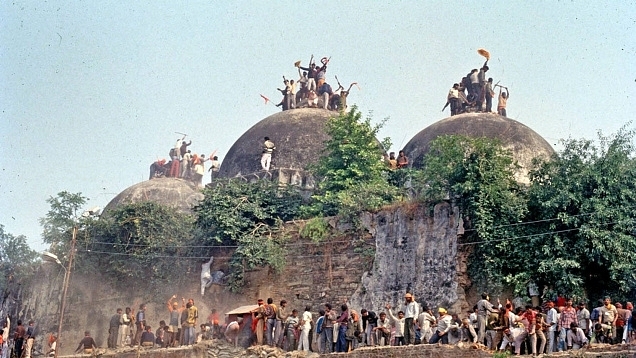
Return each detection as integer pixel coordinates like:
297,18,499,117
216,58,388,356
103,178,204,214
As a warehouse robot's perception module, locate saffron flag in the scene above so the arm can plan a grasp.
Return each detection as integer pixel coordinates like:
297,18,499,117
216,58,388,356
477,48,490,60
260,94,271,104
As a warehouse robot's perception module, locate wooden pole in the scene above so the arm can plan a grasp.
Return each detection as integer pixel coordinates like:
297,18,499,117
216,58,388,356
55,226,77,358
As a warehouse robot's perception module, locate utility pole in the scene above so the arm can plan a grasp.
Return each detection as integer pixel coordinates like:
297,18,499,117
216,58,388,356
55,226,77,358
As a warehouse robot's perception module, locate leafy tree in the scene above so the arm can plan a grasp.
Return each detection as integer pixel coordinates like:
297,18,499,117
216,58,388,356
89,202,195,287
0,225,38,293
194,179,303,291
413,135,527,293
307,106,401,219
526,127,636,301
39,191,88,257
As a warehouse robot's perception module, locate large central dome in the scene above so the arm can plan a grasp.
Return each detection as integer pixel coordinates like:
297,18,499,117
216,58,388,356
219,108,335,178
403,113,555,183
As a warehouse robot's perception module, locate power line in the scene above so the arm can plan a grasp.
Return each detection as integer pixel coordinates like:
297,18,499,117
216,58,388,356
88,238,364,249
458,218,634,246
82,249,360,260
462,202,636,232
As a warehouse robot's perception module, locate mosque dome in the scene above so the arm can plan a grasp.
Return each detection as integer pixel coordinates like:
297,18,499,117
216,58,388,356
103,178,204,214
402,113,555,183
218,108,335,178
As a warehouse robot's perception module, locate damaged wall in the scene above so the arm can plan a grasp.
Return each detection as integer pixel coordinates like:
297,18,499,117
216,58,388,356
349,202,468,314
11,201,471,355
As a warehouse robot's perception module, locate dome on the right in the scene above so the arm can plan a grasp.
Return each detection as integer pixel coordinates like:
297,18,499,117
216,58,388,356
402,113,555,184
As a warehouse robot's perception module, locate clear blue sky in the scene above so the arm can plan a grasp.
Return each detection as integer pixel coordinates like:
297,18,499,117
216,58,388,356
1,1,634,251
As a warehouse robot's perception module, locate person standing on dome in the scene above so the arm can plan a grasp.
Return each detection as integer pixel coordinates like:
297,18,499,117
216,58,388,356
485,78,495,113
318,82,333,110
497,87,509,117
181,150,192,178
261,137,276,171
298,56,318,92
208,156,220,182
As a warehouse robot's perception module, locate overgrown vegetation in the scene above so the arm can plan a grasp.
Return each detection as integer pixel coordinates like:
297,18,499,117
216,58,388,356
194,179,303,291
306,106,402,221
416,130,636,302
22,114,636,303
89,202,195,288
0,225,38,295
413,135,527,294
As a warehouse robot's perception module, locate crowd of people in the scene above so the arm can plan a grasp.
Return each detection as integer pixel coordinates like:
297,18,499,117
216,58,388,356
272,55,358,112
233,293,636,355
149,136,220,186
2,291,634,356
104,297,219,353
1,318,40,358
444,56,509,117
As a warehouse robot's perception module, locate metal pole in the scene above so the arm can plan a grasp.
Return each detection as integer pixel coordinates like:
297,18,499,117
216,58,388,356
55,226,77,358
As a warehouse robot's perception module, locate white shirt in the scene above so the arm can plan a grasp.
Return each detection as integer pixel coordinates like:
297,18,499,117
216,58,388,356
417,312,435,331
547,308,558,332
387,311,405,337
301,311,312,330
567,327,588,346
405,301,419,319
201,257,213,278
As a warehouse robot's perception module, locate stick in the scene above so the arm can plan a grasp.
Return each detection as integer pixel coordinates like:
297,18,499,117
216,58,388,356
335,75,343,89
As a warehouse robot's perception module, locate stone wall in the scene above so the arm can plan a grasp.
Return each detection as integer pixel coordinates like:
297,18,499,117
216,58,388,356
12,201,470,355
349,202,467,314
322,344,636,358
57,341,636,358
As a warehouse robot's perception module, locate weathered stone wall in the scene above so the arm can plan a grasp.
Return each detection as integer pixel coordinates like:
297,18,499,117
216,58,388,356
13,201,470,355
350,202,466,314
57,341,636,358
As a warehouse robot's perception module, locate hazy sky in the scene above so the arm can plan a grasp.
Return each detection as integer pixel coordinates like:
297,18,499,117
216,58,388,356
1,1,634,251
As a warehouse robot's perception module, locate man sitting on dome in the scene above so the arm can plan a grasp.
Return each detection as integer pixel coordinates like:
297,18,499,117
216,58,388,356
149,159,167,179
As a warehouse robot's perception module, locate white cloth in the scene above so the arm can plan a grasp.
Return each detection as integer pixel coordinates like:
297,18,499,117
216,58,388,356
200,256,214,296
567,327,588,348
404,301,419,319
301,311,312,330
387,311,405,337
298,311,312,351
547,308,558,332
500,327,524,350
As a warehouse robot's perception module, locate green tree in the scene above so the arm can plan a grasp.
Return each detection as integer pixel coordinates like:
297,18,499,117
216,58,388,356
414,135,527,293
0,225,38,293
90,202,195,286
194,179,303,291
39,191,88,257
526,127,636,300
307,106,401,219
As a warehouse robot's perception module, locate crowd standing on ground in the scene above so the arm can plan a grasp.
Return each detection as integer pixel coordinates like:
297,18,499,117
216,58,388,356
3,291,634,356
